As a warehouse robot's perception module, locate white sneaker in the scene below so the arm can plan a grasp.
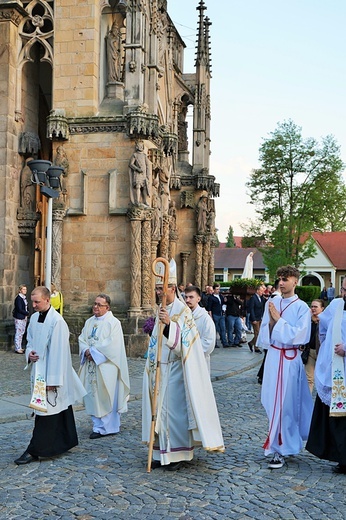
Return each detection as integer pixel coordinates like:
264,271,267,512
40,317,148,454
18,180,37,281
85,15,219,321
268,453,285,469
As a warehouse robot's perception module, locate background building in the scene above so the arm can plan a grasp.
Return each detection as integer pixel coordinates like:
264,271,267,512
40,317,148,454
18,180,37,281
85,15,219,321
0,0,219,351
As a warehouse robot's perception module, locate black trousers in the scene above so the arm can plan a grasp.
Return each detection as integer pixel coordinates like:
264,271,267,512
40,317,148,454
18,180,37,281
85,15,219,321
306,395,346,465
27,405,78,458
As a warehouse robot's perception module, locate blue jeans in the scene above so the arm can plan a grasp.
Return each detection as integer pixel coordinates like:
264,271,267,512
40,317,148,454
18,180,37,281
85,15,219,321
246,312,251,331
212,314,227,346
226,315,242,345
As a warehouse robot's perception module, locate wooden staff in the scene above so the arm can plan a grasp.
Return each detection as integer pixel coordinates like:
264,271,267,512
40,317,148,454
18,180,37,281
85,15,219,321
147,256,170,473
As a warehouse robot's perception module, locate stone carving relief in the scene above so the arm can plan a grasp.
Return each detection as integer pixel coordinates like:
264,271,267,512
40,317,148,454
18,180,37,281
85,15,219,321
168,200,177,232
54,145,69,176
18,132,41,157
106,20,123,83
47,109,69,140
18,1,54,67
158,156,171,215
196,196,216,235
196,195,208,234
180,191,195,209
16,158,40,237
128,141,152,207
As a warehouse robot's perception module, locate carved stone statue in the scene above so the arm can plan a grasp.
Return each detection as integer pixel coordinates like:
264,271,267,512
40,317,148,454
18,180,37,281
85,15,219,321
54,145,69,176
207,209,215,233
168,200,177,232
196,196,208,234
129,141,152,207
20,158,36,212
159,156,171,215
151,191,161,240
106,20,122,83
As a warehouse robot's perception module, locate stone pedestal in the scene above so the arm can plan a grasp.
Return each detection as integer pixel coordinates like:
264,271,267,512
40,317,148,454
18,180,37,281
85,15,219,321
106,81,124,100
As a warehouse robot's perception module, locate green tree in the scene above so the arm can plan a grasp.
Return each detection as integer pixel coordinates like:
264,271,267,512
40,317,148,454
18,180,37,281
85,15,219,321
225,225,235,247
245,120,345,278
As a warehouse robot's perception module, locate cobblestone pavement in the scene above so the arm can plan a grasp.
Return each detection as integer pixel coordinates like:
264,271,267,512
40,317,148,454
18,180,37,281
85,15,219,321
1,352,345,519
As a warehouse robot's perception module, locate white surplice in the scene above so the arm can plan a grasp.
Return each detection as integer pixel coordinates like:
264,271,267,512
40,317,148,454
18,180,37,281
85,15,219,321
259,295,313,456
142,297,224,466
192,304,216,373
315,297,346,407
26,307,86,416
78,311,130,434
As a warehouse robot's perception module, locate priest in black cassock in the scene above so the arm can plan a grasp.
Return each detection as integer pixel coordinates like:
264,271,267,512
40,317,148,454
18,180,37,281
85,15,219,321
14,286,86,465
306,280,346,474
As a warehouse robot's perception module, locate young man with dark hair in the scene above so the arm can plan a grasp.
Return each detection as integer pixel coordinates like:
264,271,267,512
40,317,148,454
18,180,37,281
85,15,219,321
185,285,216,372
258,265,313,469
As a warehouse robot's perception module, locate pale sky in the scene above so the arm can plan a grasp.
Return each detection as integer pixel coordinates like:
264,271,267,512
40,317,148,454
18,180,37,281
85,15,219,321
169,0,346,241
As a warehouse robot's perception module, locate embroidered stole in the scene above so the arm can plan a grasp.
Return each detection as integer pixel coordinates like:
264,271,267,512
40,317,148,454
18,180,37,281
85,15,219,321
330,300,346,417
29,359,48,412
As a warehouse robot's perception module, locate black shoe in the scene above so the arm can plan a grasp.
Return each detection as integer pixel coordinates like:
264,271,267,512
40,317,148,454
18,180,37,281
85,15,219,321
254,348,262,354
89,431,103,439
248,343,253,352
165,461,184,471
150,460,162,469
215,344,220,348
333,464,346,474
14,451,38,465
223,344,231,348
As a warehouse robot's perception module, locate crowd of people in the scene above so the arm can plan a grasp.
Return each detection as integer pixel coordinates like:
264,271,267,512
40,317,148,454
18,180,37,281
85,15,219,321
11,267,346,475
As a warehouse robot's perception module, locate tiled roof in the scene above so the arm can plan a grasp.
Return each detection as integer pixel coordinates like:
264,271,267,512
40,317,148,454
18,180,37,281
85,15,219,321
311,232,346,269
214,247,265,269
219,236,243,248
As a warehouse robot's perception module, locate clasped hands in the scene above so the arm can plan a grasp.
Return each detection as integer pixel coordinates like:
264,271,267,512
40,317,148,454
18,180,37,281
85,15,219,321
85,349,94,362
335,343,346,357
29,350,39,363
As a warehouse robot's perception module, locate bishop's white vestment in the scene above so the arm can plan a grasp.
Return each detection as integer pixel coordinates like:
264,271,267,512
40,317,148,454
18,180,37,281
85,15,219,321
142,296,224,466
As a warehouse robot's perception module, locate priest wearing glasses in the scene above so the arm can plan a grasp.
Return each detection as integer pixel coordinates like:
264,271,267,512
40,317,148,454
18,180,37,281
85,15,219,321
78,294,130,439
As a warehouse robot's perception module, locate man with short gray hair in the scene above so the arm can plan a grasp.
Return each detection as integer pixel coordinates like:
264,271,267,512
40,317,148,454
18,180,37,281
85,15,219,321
78,294,130,439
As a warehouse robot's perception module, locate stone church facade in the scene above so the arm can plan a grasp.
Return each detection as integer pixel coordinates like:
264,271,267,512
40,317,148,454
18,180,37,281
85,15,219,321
0,0,219,352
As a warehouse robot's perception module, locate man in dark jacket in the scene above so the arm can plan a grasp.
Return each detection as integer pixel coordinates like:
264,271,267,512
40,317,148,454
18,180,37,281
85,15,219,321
207,284,228,348
225,294,243,347
248,284,265,353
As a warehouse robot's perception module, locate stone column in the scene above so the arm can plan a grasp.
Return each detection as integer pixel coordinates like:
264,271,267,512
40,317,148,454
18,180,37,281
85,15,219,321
202,235,211,291
51,207,66,289
127,205,145,316
169,230,178,261
141,209,153,312
209,236,217,285
194,235,204,288
180,251,190,287
159,214,170,259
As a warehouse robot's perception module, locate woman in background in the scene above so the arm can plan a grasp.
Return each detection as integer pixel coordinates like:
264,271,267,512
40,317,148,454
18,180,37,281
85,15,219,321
50,283,63,315
13,284,29,354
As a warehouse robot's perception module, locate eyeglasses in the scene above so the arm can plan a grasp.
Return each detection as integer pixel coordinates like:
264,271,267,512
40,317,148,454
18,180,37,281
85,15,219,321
341,287,346,292
93,302,108,307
